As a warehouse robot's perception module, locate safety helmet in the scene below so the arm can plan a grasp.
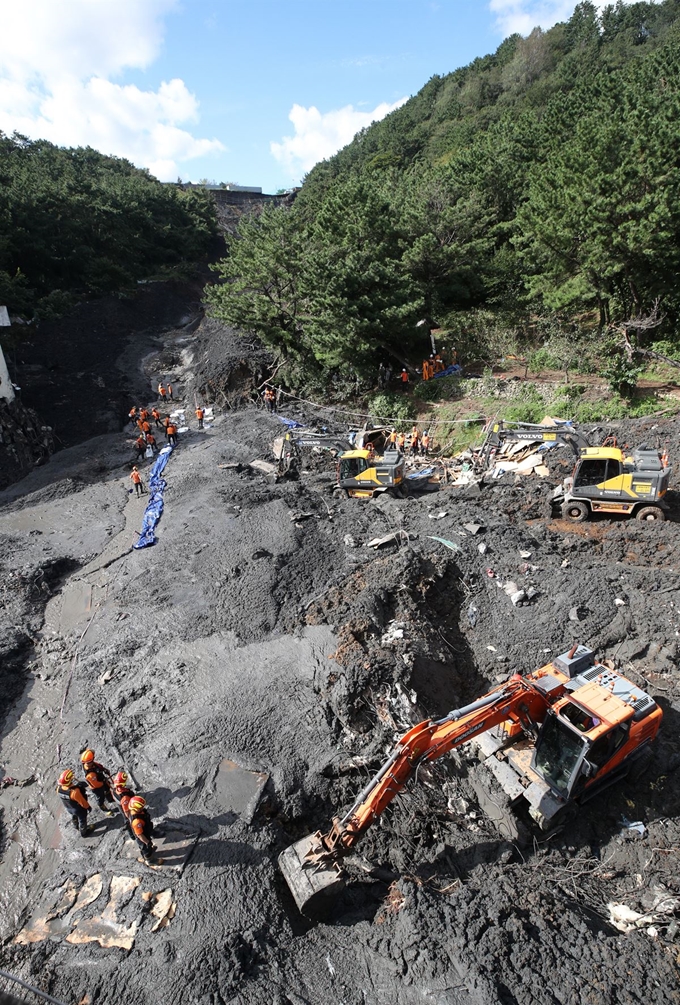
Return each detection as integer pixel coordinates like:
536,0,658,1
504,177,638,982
113,771,128,786
80,749,95,764
59,769,74,786
129,796,146,813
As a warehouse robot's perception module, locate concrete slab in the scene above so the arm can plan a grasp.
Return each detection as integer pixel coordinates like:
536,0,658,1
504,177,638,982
213,758,268,823
120,826,198,874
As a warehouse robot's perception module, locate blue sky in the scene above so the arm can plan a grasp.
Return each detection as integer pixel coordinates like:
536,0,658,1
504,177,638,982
0,1,620,192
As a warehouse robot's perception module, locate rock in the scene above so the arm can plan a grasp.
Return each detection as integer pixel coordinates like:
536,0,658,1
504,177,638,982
510,589,526,607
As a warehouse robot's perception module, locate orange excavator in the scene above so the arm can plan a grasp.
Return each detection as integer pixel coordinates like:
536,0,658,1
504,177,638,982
279,644,661,918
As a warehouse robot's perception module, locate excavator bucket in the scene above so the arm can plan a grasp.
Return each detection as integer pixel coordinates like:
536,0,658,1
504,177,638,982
278,833,346,919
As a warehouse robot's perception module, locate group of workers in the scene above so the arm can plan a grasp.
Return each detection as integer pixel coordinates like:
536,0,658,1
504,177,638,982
378,349,456,390
421,351,455,381
388,426,432,457
128,385,208,458
57,750,157,861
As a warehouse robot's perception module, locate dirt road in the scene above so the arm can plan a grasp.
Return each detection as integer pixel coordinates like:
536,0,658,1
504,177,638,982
1,391,679,1004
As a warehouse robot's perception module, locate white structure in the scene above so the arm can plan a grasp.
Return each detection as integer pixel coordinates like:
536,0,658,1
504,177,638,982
0,306,15,402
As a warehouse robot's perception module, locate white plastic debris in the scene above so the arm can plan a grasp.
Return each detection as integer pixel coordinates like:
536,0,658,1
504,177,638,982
428,510,448,520
615,598,627,607
608,903,654,932
487,645,497,652
620,816,647,837
478,542,488,555
519,550,532,559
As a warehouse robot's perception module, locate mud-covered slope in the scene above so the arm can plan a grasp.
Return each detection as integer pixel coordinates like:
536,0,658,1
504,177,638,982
0,404,679,1005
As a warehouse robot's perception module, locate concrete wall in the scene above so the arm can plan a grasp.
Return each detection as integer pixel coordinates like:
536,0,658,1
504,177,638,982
0,344,15,403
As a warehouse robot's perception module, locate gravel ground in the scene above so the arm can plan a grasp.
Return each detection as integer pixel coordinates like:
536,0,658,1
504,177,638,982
1,356,679,1003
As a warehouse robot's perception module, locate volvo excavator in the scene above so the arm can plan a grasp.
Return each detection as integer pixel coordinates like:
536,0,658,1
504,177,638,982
484,421,671,522
279,644,661,918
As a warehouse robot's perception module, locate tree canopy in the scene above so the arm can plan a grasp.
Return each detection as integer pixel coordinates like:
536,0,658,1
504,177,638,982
0,134,217,317
208,0,680,386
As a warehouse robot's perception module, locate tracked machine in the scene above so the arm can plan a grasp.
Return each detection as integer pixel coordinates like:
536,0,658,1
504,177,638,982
484,421,671,522
336,447,408,498
280,645,661,918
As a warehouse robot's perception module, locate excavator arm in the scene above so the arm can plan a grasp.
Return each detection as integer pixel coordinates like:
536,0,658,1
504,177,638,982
279,677,548,916
483,421,590,466
321,677,544,854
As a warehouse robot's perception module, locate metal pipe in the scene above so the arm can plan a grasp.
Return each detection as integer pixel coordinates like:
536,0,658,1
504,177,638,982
0,971,70,1005
435,689,511,726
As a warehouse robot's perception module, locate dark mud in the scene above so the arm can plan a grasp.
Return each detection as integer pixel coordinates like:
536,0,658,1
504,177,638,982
0,387,679,1004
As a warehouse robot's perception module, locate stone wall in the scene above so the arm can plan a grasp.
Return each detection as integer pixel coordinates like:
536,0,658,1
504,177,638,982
0,397,54,490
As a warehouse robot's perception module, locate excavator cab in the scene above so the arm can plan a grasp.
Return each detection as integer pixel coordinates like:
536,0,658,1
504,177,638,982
336,448,406,499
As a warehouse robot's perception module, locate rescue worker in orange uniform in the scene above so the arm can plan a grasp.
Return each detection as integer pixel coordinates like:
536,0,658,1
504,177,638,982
388,429,397,447
139,408,149,422
162,415,171,432
167,383,173,400
397,431,406,452
195,407,204,429
158,384,167,402
134,435,146,460
136,418,145,434
130,467,144,496
422,359,431,381
112,771,136,833
263,388,276,413
166,422,177,446
400,369,409,388
434,354,445,374
410,427,420,456
152,407,162,428
80,750,115,815
145,431,157,454
57,769,92,836
128,406,137,425
129,796,156,861
421,431,431,457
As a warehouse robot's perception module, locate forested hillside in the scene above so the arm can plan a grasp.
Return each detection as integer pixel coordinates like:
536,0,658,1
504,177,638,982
0,135,217,318
209,0,680,397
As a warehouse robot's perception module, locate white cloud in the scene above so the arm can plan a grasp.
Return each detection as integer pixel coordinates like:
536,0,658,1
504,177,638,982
0,0,223,181
271,98,408,181
489,0,637,36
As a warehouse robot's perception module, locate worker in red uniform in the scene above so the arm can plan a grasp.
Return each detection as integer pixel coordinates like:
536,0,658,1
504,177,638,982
195,406,204,429
166,422,177,446
80,750,115,815
152,407,162,428
57,769,92,836
130,467,144,496
129,796,156,861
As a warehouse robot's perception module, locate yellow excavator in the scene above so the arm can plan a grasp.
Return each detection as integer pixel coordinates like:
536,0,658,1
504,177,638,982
484,421,671,522
336,447,408,499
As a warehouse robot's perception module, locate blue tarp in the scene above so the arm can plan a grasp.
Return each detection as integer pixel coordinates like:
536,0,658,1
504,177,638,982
407,466,435,479
432,364,463,379
276,416,304,429
133,445,174,549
